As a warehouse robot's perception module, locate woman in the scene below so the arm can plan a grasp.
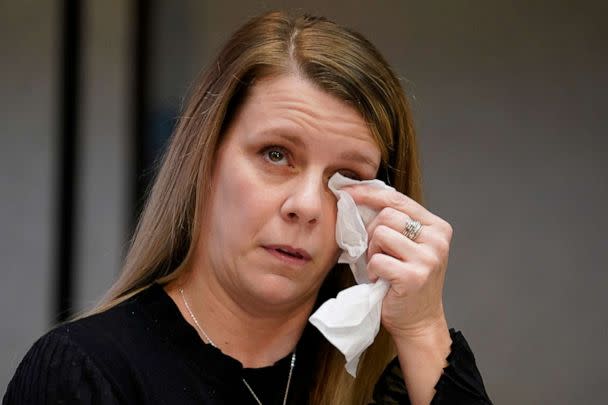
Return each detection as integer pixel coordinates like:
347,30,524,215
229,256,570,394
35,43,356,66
4,11,492,405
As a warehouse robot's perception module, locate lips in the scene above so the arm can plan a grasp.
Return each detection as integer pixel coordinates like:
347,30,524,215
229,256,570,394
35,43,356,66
264,245,312,264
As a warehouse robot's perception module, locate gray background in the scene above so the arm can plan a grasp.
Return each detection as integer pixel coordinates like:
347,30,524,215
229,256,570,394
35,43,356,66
2,1,607,403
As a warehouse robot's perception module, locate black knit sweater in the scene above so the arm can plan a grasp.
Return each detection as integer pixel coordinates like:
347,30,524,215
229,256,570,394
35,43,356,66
3,284,492,404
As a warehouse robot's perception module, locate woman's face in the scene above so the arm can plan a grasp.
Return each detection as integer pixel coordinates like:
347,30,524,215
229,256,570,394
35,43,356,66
200,74,381,312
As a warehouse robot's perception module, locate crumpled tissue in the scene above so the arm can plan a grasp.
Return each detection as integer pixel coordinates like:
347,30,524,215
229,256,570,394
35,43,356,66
309,172,394,377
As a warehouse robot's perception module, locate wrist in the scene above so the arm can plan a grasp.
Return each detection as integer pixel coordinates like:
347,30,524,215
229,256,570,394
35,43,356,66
392,318,452,405
389,312,449,341
391,317,451,357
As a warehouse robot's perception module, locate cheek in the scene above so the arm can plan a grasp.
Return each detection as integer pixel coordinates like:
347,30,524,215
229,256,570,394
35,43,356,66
213,161,276,239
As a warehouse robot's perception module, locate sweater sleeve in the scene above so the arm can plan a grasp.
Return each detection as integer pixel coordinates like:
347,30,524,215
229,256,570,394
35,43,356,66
371,328,493,405
3,330,120,405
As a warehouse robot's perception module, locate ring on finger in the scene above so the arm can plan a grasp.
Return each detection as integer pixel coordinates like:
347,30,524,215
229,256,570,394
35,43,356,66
402,217,423,241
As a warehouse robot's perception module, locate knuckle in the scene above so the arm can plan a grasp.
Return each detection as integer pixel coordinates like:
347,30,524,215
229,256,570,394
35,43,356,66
367,253,383,270
423,248,440,268
445,222,454,240
411,269,429,289
377,208,393,222
438,219,454,239
429,255,441,269
388,192,405,209
366,239,376,256
436,237,450,255
387,206,402,219
373,224,391,240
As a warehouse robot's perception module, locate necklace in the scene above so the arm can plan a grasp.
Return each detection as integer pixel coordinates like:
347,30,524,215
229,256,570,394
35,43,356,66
179,288,296,405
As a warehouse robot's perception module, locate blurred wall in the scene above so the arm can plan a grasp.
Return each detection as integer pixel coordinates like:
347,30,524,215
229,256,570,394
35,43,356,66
1,0,132,394
73,0,132,315
1,0,59,393
2,0,607,403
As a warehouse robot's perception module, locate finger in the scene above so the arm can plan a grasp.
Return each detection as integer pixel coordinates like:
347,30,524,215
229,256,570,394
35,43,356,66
366,224,419,263
344,184,438,225
366,207,426,245
367,253,427,297
367,225,444,275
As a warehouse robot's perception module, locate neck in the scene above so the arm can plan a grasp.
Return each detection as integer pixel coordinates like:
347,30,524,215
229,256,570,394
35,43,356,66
166,270,315,368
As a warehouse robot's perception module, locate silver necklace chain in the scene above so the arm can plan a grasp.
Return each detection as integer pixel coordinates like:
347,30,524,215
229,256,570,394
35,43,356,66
179,288,296,405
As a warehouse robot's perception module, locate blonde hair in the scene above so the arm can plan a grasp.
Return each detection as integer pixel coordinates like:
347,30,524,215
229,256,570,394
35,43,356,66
94,11,422,404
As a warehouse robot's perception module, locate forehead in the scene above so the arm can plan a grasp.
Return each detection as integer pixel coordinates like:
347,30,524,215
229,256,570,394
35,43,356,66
247,75,366,127
230,75,381,163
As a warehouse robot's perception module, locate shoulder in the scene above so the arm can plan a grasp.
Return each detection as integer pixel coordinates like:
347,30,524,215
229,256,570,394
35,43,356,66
3,326,122,404
4,294,151,404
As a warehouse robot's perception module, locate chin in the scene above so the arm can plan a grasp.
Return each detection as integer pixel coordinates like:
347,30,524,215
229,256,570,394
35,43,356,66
246,274,314,309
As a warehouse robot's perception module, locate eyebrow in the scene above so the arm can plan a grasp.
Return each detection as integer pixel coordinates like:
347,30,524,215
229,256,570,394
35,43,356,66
271,132,379,170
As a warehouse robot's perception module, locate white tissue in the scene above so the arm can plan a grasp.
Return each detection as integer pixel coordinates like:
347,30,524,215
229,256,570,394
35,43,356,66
309,173,394,377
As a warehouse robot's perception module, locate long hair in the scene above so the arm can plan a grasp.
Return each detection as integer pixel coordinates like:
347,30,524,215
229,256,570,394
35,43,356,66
94,11,422,404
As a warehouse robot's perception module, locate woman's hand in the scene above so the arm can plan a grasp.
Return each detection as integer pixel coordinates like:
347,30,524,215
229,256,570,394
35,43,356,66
345,184,452,338
346,184,453,404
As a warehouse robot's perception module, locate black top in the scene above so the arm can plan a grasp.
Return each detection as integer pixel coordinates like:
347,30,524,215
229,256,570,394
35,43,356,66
3,284,492,404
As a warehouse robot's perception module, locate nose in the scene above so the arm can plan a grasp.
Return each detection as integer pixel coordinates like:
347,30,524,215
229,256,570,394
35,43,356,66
280,173,326,225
